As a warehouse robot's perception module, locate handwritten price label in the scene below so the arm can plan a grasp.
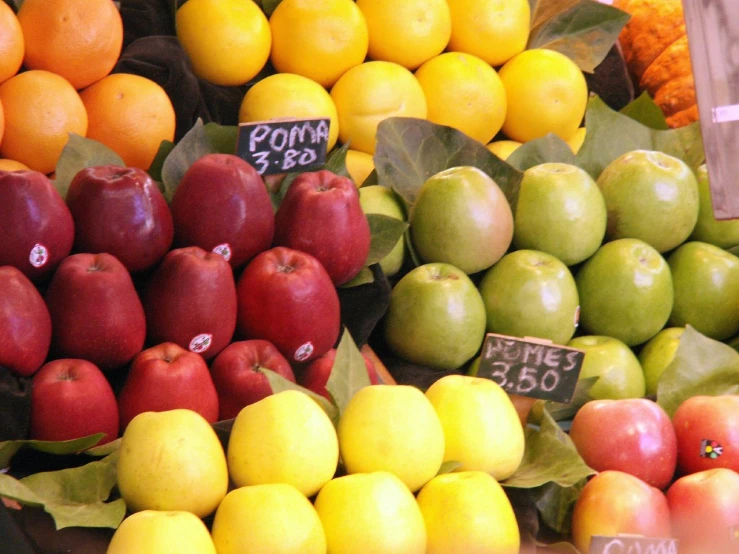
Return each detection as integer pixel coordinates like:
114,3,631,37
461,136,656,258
588,536,678,554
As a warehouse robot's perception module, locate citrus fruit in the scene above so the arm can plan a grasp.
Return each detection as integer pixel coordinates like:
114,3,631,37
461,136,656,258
0,70,88,175
356,0,451,70
415,52,507,144
0,2,23,85
447,0,530,67
486,140,522,160
270,0,369,88
17,0,123,90
345,149,375,186
499,49,588,143
567,126,587,154
176,0,271,86
80,73,176,171
239,73,339,151
0,159,29,172
331,61,427,154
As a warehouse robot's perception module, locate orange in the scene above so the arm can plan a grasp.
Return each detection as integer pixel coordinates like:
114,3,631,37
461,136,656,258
0,70,88,175
80,73,176,171
0,158,30,171
17,0,123,90
0,2,24,84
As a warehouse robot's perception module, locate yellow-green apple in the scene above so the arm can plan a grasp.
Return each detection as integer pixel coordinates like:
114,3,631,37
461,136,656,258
44,253,146,371
30,359,119,444
409,166,513,275
596,150,699,253
567,335,646,399
638,327,684,397
171,153,274,269
142,246,237,361
65,165,173,275
576,238,673,346
236,247,341,364
689,164,739,248
666,468,739,554
479,249,580,345
513,163,607,266
117,342,219,431
570,398,677,489
358,185,406,277
273,170,370,286
667,242,739,340
383,262,486,370
107,510,217,554
0,170,74,282
298,347,380,401
116,409,228,517
0,266,51,377
672,395,739,475
571,470,672,553
210,339,296,421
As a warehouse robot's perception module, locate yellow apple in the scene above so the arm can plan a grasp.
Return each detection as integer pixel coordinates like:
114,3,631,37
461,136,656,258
107,510,216,554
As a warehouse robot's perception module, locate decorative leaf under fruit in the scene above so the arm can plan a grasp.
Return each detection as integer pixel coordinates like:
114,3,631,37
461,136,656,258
505,133,577,171
323,142,351,179
160,118,217,202
533,478,588,537
263,368,339,426
364,213,409,268
54,134,125,199
619,91,670,130
0,433,105,470
325,329,371,417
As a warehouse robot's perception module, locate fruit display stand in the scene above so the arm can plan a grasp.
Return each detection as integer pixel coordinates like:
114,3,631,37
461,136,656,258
1,0,739,553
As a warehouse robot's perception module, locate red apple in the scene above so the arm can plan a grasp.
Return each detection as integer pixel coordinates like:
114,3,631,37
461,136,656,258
210,339,296,420
299,347,380,400
170,153,274,269
672,395,739,475
571,470,672,553
65,165,174,275
667,468,739,554
117,342,219,431
30,359,119,444
44,253,146,371
570,398,678,489
236,246,341,363
273,170,370,285
142,246,237,360
0,266,52,377
0,170,74,282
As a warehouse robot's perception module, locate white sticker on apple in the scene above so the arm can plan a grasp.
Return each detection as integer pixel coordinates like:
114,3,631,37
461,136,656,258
294,342,314,362
29,243,49,268
574,305,581,328
212,243,232,262
189,333,213,354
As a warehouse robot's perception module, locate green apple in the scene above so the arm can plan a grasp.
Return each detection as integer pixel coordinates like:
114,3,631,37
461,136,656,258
667,241,739,340
410,166,513,275
513,163,607,266
638,326,684,397
568,335,646,400
689,164,739,248
478,249,580,345
384,262,487,370
576,238,673,346
596,150,699,253
358,185,406,277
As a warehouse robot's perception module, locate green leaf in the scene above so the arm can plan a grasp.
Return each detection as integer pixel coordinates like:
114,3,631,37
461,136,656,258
505,133,577,171
619,91,670,130
502,402,596,489
533,478,588,536
361,169,379,187
527,0,630,73
325,329,371,416
54,134,125,199
436,461,462,475
529,0,580,30
83,438,122,458
0,434,105,470
204,122,238,155
161,118,216,202
269,172,300,212
656,325,739,418
544,376,599,422
324,142,352,178
263,368,339,426
340,267,375,288
147,139,175,184
373,117,523,209
365,213,409,267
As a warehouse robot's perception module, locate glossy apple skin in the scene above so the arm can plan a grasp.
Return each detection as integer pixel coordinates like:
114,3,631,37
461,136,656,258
570,398,678,489
236,247,341,364
273,170,370,286
210,339,296,421
117,342,219,431
571,470,672,553
171,153,274,270
142,247,237,361
672,395,739,475
44,253,146,371
30,359,119,444
666,468,739,554
298,347,380,401
65,165,174,275
0,266,52,377
0,170,74,282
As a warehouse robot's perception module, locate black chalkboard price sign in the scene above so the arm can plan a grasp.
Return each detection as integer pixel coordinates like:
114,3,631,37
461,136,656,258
475,333,585,403
588,535,678,554
236,117,330,176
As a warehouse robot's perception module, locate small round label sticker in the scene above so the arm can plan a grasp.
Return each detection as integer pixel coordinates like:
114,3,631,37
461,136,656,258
574,305,581,328
212,243,232,262
189,333,213,354
29,243,49,268
294,342,314,362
